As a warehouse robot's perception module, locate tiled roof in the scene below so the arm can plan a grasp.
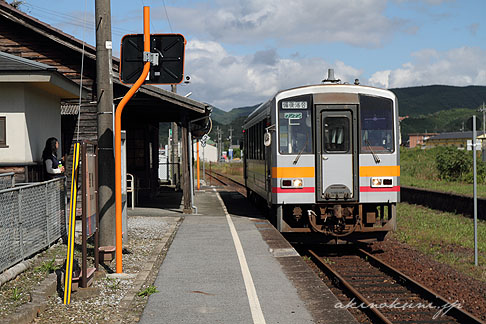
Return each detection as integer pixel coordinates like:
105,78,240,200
428,132,474,140
60,104,79,115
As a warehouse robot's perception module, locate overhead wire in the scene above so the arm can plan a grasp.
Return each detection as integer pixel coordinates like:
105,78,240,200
162,0,173,32
21,3,135,37
76,0,88,143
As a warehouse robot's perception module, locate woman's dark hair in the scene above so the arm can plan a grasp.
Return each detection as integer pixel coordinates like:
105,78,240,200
42,137,58,161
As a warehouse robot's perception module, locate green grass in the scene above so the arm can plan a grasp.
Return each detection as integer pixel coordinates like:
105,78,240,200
400,147,486,197
34,258,59,274
138,285,158,297
206,162,244,183
10,288,21,302
393,202,486,282
401,174,486,198
105,277,121,290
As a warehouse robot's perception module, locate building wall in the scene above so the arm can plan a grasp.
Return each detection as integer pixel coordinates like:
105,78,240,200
24,84,62,162
0,84,61,163
193,143,218,162
0,83,27,162
426,138,484,149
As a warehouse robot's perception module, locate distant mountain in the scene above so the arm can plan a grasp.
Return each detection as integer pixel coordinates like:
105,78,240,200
391,85,486,117
400,108,483,140
210,104,260,125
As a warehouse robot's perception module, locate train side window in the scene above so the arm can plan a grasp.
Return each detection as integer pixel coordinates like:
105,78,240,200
250,126,254,159
323,117,350,153
256,124,260,159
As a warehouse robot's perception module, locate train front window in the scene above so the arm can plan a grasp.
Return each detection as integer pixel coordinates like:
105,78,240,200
359,95,394,153
323,117,349,153
279,109,312,154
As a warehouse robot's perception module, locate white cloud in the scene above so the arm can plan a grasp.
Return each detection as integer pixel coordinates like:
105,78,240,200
368,47,486,88
393,0,454,4
369,70,392,88
159,0,403,48
184,40,362,109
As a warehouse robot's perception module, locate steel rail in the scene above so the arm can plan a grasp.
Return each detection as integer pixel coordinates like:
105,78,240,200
308,249,393,324
309,247,485,324
356,248,484,324
208,169,244,187
203,170,229,186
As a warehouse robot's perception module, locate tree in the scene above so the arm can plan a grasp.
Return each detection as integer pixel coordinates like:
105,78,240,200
9,1,24,9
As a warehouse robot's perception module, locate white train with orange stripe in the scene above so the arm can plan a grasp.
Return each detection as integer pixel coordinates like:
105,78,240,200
242,73,399,242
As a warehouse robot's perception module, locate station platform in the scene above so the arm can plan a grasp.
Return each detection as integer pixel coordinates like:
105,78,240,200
136,187,357,324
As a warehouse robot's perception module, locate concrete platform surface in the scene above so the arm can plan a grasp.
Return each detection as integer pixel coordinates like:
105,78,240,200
138,188,357,324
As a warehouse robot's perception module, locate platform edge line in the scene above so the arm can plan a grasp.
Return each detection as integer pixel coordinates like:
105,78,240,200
213,189,266,324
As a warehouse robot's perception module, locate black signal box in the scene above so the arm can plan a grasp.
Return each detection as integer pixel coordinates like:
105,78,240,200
120,34,185,85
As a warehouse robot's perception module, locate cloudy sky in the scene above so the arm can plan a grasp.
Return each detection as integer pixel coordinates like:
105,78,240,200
16,0,486,110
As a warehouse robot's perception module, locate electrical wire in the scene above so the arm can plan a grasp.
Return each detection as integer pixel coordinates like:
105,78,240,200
75,0,88,143
22,3,135,37
162,0,173,32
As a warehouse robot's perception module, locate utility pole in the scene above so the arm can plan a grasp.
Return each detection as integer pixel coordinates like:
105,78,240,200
171,85,179,189
95,0,115,248
479,102,486,162
217,126,222,160
472,116,478,266
228,127,233,146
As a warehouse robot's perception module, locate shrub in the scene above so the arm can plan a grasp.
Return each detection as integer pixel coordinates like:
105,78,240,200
462,159,486,184
435,146,470,181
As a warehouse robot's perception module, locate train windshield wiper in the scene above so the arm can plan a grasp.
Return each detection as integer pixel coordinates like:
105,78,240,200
365,139,381,164
293,135,308,165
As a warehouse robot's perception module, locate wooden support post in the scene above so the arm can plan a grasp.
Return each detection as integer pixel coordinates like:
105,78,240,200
182,117,192,213
197,141,200,190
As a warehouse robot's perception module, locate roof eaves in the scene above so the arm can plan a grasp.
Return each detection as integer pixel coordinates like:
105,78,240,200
0,50,54,70
0,1,119,65
114,79,206,114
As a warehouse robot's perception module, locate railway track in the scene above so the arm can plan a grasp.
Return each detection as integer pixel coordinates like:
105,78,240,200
205,169,247,195
204,169,485,323
307,247,484,324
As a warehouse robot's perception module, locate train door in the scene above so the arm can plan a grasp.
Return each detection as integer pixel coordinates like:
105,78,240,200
316,105,358,201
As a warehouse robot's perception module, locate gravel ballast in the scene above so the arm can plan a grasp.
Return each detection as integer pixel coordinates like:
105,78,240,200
1,214,181,324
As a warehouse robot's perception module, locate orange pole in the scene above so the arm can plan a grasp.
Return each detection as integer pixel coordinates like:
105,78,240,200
115,6,151,273
197,141,200,190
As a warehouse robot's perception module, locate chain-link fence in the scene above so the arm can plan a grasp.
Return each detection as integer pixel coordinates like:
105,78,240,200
0,177,67,274
0,172,15,190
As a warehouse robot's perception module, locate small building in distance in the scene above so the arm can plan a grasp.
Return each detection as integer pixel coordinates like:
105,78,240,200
425,131,484,149
408,133,439,148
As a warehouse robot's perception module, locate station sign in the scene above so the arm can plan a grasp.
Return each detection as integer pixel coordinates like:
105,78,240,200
120,34,186,84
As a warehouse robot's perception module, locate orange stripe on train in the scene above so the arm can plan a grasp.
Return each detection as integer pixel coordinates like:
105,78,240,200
272,167,315,178
359,166,400,177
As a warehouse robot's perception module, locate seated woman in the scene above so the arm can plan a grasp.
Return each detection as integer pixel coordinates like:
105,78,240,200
42,137,65,180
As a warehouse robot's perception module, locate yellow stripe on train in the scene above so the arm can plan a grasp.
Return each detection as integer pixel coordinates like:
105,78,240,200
359,166,400,177
272,167,315,178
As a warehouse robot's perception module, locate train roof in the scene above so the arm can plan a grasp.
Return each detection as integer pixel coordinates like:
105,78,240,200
243,83,396,128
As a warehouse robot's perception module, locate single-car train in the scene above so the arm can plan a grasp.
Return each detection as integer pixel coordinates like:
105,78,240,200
242,74,399,243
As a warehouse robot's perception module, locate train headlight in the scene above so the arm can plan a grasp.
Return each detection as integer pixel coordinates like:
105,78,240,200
293,179,303,188
281,179,304,188
370,177,393,188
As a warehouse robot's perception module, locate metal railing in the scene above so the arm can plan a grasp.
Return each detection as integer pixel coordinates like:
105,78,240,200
127,173,136,210
0,172,15,190
0,177,67,274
